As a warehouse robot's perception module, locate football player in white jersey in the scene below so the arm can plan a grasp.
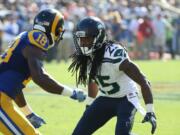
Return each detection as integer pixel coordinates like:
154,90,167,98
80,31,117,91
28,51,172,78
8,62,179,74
69,16,157,135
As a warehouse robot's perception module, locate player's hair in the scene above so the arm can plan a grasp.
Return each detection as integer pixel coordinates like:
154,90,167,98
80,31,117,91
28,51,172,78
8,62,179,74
68,40,125,86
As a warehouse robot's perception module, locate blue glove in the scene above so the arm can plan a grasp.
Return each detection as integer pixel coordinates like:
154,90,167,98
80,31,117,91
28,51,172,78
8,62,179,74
26,113,46,128
70,90,86,102
142,112,157,134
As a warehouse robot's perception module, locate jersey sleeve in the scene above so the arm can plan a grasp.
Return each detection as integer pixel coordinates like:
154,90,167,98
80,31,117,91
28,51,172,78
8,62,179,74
27,30,49,51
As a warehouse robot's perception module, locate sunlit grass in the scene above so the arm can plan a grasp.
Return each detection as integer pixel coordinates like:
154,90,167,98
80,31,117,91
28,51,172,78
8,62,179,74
6,60,179,135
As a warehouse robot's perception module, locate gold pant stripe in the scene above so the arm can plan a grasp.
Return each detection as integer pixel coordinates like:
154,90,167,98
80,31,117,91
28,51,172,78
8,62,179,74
0,122,13,135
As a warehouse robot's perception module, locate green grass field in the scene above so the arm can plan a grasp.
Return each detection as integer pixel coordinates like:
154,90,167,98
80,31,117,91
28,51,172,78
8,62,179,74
9,60,180,135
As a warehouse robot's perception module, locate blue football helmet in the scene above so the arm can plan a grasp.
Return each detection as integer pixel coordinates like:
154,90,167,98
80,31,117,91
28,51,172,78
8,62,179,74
74,16,106,56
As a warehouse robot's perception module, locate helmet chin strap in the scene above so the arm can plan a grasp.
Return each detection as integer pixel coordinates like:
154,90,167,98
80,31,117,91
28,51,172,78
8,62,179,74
79,37,97,56
49,33,55,47
80,47,93,56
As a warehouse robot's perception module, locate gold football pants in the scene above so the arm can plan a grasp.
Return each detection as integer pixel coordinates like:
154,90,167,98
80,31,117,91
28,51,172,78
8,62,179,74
0,92,41,135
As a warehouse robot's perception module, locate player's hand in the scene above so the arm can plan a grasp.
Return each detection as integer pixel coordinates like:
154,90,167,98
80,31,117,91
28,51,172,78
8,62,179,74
70,90,86,102
26,113,46,128
142,112,157,134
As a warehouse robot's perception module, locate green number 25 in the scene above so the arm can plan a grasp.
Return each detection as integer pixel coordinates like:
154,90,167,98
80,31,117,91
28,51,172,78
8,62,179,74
95,75,120,95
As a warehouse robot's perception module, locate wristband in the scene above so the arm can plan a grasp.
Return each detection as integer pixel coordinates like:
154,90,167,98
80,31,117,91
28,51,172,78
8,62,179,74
85,97,95,105
61,85,74,97
146,104,154,113
20,104,33,116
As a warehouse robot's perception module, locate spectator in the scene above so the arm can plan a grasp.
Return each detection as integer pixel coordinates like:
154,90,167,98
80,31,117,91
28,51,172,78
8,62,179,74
111,12,122,41
128,15,141,58
0,0,179,61
152,14,166,59
3,14,19,42
138,15,154,59
57,18,74,63
164,13,175,59
172,16,180,57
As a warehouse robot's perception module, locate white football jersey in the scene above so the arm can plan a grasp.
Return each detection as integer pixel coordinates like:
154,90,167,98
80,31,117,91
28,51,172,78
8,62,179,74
95,43,138,98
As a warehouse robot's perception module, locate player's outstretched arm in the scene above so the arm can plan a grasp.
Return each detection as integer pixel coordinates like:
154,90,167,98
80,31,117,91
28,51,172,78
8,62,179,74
119,59,157,134
22,45,86,102
119,59,153,104
15,91,46,128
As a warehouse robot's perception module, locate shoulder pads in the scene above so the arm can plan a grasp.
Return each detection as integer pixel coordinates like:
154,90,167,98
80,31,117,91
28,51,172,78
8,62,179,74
28,30,49,51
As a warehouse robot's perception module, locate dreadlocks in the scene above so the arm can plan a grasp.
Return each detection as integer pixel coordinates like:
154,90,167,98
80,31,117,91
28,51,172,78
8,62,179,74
68,53,91,86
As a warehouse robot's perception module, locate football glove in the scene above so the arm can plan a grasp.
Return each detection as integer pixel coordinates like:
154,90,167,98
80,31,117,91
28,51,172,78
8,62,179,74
70,90,86,102
142,112,157,134
26,113,46,128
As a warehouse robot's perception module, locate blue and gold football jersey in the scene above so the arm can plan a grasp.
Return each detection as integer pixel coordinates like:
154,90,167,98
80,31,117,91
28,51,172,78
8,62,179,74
0,30,50,99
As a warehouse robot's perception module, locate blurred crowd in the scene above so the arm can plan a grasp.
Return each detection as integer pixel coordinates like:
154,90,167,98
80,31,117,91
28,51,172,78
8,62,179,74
0,0,180,61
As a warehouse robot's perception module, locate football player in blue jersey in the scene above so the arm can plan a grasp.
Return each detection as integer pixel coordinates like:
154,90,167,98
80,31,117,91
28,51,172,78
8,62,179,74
69,17,157,135
0,9,86,135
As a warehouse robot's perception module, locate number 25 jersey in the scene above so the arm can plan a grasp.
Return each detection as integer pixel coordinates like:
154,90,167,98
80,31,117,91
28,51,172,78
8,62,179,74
95,43,138,98
0,30,50,99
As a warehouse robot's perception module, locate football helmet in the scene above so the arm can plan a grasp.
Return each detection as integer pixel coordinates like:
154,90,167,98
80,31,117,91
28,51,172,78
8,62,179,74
33,9,65,47
74,16,106,56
